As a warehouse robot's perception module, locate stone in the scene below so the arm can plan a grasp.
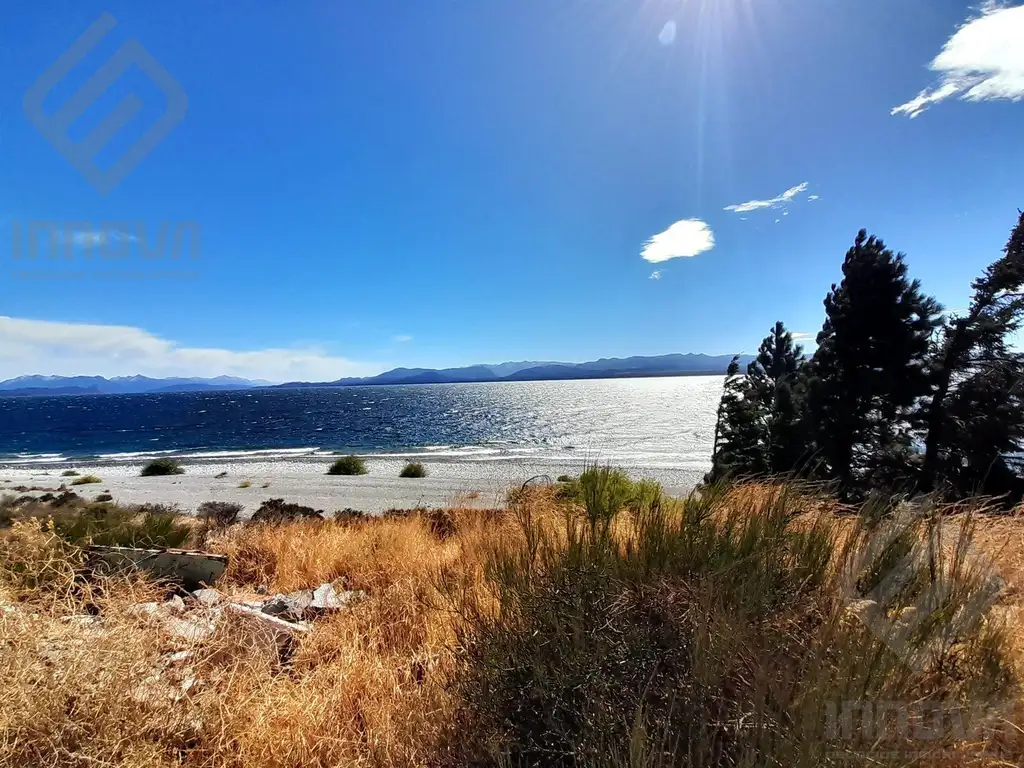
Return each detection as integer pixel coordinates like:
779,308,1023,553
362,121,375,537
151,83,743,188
261,590,313,622
159,615,218,644
222,603,309,663
191,588,223,607
163,595,187,614
310,583,365,614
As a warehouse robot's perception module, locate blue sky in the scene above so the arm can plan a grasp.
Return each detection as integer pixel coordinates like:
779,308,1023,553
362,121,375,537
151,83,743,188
1,0,1022,381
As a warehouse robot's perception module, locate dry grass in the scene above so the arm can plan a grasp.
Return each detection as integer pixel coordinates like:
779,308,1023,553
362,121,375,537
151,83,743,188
1,486,1024,766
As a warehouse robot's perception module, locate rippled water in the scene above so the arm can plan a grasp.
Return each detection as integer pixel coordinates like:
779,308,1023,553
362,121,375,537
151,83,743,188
0,377,724,470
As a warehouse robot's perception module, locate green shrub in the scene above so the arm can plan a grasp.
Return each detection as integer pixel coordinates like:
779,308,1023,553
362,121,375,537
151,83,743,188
140,458,184,477
44,504,192,549
197,500,243,526
95,493,113,502
327,455,368,476
444,481,1013,765
238,481,251,488
70,474,102,486
61,469,79,477
250,498,324,524
556,474,573,483
399,461,427,478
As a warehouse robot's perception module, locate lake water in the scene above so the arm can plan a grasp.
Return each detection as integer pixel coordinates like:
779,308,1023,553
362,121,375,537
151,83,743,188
0,376,724,473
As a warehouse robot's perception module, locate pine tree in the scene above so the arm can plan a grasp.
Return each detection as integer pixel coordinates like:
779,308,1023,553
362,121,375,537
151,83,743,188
745,321,809,473
707,323,807,482
706,356,766,483
920,211,1024,500
808,230,943,493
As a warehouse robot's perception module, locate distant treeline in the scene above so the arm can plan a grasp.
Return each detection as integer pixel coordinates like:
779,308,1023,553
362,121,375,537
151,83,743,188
708,210,1024,504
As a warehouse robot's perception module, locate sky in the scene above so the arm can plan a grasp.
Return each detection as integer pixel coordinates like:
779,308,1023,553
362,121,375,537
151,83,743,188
1,0,1022,382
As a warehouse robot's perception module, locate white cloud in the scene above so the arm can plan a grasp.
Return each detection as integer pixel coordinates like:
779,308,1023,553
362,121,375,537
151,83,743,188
658,20,677,46
892,3,1024,118
0,316,382,383
724,182,809,213
808,195,819,201
791,332,815,343
393,334,414,343
649,271,662,280
641,219,715,263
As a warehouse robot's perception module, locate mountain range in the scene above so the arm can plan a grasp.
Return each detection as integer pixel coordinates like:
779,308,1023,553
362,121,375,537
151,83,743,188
0,375,271,397
0,353,751,396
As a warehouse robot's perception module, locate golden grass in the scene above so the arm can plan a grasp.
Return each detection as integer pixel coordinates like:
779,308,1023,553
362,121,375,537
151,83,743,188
1,487,1024,766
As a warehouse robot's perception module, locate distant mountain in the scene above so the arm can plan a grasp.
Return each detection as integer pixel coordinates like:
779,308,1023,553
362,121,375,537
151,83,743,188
0,375,268,397
277,353,753,389
0,354,752,397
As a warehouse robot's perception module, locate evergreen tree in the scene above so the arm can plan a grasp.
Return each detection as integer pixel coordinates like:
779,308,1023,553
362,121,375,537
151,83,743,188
706,356,766,483
707,323,807,482
745,321,809,473
920,211,1024,500
808,230,943,493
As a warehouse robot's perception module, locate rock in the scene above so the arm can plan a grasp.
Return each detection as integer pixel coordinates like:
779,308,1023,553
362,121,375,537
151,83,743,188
261,590,313,622
191,588,222,607
311,583,365,615
222,603,309,663
164,595,187,614
160,615,218,645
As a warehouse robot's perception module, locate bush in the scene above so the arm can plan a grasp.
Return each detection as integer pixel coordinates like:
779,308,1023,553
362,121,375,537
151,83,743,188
47,504,192,549
95,494,113,503
70,475,102,486
139,458,184,477
556,474,573,483
197,500,243,526
444,481,1012,765
60,469,79,477
250,498,324,524
399,461,427,478
238,480,251,488
327,455,368,476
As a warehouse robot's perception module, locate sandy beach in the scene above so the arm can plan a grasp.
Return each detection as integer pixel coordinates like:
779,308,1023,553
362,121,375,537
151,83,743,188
0,455,708,516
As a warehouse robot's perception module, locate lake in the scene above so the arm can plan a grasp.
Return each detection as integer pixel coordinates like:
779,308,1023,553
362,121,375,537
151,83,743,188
0,376,724,475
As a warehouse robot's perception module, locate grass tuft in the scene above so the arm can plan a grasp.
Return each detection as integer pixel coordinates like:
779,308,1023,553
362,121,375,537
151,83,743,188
327,455,368,476
399,461,427,478
140,458,185,477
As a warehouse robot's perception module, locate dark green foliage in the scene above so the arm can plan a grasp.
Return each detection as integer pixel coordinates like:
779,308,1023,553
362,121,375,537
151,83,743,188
333,507,370,524
140,458,185,477
399,461,427,478
920,211,1024,501
197,500,243,526
808,230,943,493
250,497,324,524
556,474,573,483
326,455,368,476
95,493,113,503
553,466,664,517
48,505,190,548
708,323,807,482
60,469,78,477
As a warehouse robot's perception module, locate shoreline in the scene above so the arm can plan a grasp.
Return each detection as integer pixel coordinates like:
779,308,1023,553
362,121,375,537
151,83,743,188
0,455,708,516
